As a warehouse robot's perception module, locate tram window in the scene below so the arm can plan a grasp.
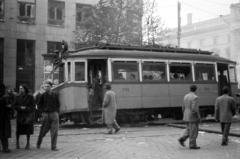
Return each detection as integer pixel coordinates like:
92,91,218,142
169,63,192,81
195,63,215,81
229,66,237,83
112,61,139,81
67,62,71,81
142,62,166,81
75,62,85,81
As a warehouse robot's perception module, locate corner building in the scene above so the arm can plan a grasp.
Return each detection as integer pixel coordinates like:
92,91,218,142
0,0,142,92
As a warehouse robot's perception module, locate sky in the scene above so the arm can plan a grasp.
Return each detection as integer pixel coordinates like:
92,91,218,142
155,0,240,28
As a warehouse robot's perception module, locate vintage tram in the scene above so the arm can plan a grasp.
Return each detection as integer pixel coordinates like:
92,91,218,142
43,44,238,124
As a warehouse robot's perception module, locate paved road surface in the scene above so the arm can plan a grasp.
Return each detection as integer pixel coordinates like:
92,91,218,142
0,120,240,159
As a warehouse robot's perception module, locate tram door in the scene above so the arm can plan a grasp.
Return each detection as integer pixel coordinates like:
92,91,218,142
88,59,107,110
217,63,231,95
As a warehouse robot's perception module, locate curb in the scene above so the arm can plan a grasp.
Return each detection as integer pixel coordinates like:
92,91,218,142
168,123,240,137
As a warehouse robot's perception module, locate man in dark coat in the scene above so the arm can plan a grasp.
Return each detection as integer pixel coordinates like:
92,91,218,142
37,81,60,151
215,86,236,146
0,83,11,153
178,85,201,149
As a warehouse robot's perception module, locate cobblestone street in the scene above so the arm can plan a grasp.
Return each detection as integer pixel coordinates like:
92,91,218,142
1,120,240,159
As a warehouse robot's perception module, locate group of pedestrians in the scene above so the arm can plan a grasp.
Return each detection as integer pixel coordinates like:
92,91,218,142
2,81,235,153
0,80,60,153
178,85,236,149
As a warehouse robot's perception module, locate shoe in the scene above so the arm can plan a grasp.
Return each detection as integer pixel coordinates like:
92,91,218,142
107,130,113,134
51,148,59,151
178,138,185,147
115,127,120,133
190,146,200,149
221,142,228,146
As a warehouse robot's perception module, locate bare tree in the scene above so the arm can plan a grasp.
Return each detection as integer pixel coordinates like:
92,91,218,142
142,0,169,45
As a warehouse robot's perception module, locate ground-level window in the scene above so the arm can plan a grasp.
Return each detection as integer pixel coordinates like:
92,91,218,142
112,61,139,82
47,41,62,53
67,62,71,81
75,61,85,81
16,39,35,92
195,63,215,82
169,62,192,81
229,66,237,83
43,56,64,85
142,61,166,81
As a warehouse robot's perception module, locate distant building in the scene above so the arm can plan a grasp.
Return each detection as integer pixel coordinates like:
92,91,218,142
0,0,143,92
160,2,240,85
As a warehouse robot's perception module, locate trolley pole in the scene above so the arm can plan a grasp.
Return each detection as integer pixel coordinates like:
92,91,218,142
177,1,181,47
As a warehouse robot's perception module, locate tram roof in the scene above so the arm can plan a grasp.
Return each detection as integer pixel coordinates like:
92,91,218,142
67,45,236,64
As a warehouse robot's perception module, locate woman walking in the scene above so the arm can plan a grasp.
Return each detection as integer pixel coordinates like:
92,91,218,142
14,84,35,149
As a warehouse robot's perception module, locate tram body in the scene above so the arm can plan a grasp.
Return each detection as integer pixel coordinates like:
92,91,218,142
45,45,238,123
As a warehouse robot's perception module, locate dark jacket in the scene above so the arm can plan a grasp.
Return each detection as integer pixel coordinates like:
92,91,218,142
14,94,35,125
0,96,12,138
38,91,60,113
215,94,236,123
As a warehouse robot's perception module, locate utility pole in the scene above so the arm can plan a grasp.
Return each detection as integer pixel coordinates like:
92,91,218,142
177,1,181,47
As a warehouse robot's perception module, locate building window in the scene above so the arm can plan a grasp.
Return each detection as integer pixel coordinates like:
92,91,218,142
76,4,92,29
169,62,192,81
18,0,36,24
0,38,3,83
142,61,166,81
0,0,4,20
47,41,62,53
195,63,215,82
112,61,139,82
48,0,65,26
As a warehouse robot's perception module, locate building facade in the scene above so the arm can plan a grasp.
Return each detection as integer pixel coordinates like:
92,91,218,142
0,0,142,92
161,2,240,85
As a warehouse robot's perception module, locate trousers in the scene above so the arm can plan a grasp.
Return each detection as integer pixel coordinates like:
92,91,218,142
0,137,9,151
37,112,59,149
221,122,231,144
179,122,199,147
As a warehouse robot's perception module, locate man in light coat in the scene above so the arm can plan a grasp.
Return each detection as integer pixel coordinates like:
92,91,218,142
103,83,120,134
178,85,201,149
215,86,236,146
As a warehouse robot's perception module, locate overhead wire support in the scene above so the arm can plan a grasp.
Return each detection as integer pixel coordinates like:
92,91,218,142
177,1,181,47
